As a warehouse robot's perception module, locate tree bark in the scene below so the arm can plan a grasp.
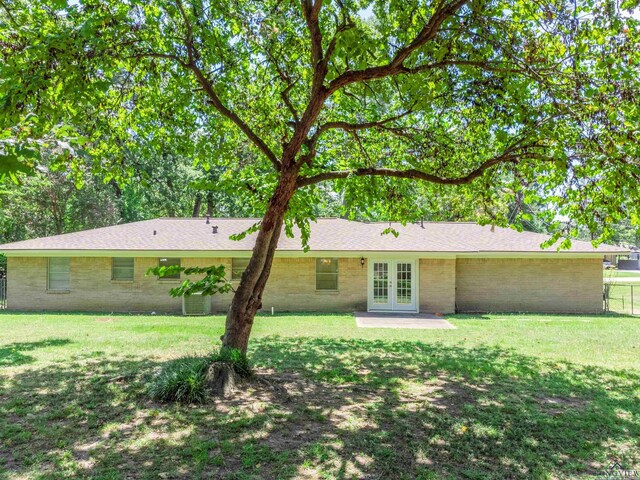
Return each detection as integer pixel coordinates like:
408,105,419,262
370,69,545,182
206,194,214,217
192,193,202,217
222,169,299,354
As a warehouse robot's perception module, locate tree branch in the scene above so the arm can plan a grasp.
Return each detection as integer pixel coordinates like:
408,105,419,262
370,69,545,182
296,151,544,188
263,46,301,123
296,109,415,169
132,49,282,170
175,0,194,64
302,0,330,97
132,4,283,171
401,59,531,75
188,63,282,171
0,0,19,28
327,0,469,94
314,109,414,138
281,82,300,124
301,0,324,66
321,9,354,73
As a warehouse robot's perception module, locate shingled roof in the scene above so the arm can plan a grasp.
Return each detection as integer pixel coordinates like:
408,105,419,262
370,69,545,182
0,218,627,255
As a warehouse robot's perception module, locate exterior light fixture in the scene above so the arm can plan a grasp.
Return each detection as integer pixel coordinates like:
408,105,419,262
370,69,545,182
360,257,365,268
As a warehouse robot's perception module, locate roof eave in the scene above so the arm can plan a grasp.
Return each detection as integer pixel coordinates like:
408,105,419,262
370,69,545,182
0,248,626,258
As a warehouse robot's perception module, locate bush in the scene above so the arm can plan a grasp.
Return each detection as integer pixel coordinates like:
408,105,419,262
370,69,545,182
148,356,213,403
148,348,251,403
215,347,251,377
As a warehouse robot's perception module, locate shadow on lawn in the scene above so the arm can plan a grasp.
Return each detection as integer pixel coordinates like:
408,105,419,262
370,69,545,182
1,338,639,479
0,339,72,367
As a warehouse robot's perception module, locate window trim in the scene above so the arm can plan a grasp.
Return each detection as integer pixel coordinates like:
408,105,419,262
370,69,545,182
157,258,181,281
47,257,70,292
111,257,135,282
231,258,250,282
315,258,339,292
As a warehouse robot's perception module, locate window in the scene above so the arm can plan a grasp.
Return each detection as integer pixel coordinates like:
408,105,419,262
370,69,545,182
158,258,181,280
316,258,338,291
231,258,249,281
112,258,134,281
48,257,70,291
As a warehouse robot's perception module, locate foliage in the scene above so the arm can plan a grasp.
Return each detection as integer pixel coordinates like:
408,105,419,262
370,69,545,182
0,159,118,242
147,355,213,403
0,150,267,244
148,348,251,403
215,346,252,377
1,0,638,246
147,264,234,298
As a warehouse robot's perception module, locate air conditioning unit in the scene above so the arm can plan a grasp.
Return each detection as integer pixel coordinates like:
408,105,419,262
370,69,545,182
182,293,211,316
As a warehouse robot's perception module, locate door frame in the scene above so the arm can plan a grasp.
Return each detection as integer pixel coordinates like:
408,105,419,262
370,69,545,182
367,258,419,313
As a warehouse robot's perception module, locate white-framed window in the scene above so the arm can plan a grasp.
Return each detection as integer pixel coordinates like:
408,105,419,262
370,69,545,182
112,257,134,281
47,257,70,291
158,258,181,280
316,258,338,291
231,258,249,281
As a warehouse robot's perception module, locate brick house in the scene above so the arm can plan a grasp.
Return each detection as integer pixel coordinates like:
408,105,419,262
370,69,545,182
0,218,626,314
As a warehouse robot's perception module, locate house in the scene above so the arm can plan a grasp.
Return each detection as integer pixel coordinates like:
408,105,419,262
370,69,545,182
0,218,627,314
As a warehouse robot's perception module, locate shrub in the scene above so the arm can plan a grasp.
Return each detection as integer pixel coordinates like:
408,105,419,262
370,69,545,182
215,347,251,377
148,348,251,403
148,356,212,403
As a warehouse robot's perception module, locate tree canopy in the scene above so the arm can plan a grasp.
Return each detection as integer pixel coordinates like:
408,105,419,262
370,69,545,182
1,0,639,245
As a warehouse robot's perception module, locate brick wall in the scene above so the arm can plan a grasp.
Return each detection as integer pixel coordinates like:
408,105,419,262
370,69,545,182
258,257,367,313
6,255,603,314
419,259,456,314
455,257,603,313
6,256,367,313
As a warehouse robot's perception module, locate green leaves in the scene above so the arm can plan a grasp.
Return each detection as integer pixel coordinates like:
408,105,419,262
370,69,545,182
1,0,638,248
146,264,233,298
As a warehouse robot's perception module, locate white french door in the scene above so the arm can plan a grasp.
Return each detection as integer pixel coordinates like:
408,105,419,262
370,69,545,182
368,260,417,312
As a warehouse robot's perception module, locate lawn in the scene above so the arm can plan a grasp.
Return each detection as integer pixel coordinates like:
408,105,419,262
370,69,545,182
604,270,640,281
1,312,639,479
605,283,640,316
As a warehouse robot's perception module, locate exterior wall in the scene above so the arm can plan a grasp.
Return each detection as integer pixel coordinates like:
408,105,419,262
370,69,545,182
255,257,367,313
6,256,228,313
7,255,603,314
419,259,456,314
7,256,367,313
455,257,603,313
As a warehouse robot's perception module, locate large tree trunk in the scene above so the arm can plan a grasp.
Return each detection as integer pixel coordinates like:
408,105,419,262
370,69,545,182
222,170,299,354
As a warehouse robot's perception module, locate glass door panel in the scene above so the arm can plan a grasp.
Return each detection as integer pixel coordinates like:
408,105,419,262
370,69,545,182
372,261,391,309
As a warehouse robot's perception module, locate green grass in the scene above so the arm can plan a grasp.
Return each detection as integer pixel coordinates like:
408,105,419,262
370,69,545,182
604,270,640,283
605,284,640,315
1,311,639,479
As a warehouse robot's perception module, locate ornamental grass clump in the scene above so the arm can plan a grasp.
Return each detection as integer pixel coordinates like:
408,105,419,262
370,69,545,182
149,348,251,403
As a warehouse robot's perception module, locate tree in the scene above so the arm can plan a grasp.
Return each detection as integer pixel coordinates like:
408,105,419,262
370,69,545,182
1,0,639,359
0,159,119,242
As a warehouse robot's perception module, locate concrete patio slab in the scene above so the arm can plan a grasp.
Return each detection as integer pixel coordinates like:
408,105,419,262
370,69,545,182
354,311,456,329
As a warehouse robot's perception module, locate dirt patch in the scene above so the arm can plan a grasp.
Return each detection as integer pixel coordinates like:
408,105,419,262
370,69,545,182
535,395,587,415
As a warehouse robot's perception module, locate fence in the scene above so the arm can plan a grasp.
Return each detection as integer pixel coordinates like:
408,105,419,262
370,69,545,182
604,283,639,315
0,278,5,309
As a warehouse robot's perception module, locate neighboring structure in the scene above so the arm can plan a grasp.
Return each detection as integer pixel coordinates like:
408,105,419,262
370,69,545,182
618,249,640,271
0,218,627,314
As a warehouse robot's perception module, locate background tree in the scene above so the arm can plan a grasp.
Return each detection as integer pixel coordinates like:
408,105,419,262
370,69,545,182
0,158,118,242
1,0,639,361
